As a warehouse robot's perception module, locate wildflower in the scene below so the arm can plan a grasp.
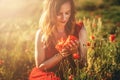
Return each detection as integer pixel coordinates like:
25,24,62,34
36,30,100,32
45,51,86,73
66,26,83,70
55,35,78,52
56,35,80,59
90,35,95,40
68,74,74,80
0,60,4,65
109,34,115,42
72,53,80,59
86,42,91,46
92,23,97,27
106,72,112,78
55,38,66,52
64,35,78,46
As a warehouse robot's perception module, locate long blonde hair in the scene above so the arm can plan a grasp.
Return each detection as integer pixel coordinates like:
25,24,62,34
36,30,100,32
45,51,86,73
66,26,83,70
39,0,76,45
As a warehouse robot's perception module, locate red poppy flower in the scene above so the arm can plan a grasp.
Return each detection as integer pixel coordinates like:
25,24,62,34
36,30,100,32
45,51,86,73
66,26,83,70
68,74,74,80
64,35,78,46
55,38,66,52
0,60,4,65
109,34,115,42
86,42,91,46
90,35,95,40
72,53,80,59
92,24,97,27
56,35,78,52
56,35,80,59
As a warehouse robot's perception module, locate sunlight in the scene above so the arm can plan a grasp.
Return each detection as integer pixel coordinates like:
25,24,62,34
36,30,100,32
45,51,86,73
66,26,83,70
0,0,42,19
0,0,25,17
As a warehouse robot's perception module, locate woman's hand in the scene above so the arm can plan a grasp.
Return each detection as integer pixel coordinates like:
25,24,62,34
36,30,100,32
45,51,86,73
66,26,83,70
55,35,79,57
64,39,79,54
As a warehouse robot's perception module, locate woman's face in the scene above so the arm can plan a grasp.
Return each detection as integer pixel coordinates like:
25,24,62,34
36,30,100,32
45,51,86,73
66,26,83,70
56,2,71,27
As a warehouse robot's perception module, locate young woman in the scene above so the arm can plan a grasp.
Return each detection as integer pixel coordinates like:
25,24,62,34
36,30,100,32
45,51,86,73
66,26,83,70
29,0,87,80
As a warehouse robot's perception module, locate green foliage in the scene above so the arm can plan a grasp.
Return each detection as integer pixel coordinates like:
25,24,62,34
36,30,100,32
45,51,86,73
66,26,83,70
0,19,37,80
0,1,120,80
103,0,120,5
82,17,120,80
80,1,97,11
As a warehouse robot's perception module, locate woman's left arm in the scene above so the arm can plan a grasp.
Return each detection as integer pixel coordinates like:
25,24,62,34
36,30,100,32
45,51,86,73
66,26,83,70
78,26,88,67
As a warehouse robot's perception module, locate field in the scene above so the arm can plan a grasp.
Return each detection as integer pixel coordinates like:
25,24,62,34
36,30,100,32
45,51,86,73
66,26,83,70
0,0,120,80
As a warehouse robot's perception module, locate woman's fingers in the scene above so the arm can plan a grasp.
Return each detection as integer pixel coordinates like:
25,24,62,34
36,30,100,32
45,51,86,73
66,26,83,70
63,40,79,54
60,48,71,57
67,40,79,49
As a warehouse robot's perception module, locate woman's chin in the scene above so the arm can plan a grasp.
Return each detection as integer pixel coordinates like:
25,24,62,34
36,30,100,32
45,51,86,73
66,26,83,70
59,23,66,27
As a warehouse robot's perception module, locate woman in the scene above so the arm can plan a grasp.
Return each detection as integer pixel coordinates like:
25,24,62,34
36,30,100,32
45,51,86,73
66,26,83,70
29,0,87,80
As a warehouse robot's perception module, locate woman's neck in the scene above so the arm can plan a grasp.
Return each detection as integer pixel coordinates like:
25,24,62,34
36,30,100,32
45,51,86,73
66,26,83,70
57,25,65,33
54,26,66,40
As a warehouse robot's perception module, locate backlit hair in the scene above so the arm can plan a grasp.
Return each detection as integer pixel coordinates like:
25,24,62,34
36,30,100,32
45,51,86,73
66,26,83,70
39,0,76,45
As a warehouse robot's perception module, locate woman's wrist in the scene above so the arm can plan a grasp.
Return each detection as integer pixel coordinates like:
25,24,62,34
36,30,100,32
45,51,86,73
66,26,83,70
59,52,65,58
55,53,64,59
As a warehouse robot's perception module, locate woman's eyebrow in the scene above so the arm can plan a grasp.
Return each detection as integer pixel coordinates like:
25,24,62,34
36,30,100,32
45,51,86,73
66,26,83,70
59,9,71,13
66,9,71,12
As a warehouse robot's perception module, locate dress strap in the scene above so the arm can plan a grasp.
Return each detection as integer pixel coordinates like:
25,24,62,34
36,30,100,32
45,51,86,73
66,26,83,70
74,22,84,38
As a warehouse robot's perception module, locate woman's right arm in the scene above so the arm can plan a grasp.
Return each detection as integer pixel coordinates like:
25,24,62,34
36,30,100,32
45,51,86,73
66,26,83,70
35,30,65,71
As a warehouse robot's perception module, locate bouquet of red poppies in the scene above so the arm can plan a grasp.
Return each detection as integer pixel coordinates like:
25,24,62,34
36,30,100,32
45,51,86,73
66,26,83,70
55,35,80,59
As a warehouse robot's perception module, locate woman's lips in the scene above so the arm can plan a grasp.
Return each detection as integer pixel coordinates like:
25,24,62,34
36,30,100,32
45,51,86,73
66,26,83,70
60,21,66,23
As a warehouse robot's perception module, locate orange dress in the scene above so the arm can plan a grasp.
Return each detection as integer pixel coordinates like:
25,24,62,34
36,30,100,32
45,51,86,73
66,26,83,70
29,23,83,80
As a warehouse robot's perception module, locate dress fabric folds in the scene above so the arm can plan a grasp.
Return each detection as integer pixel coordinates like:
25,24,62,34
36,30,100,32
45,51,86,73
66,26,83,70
29,67,60,80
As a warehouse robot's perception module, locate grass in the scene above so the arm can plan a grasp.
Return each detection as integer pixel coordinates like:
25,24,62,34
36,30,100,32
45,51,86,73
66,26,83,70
0,1,120,80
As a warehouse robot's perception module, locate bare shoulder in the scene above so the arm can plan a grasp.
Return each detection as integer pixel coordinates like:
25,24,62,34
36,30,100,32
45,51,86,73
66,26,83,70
35,29,42,43
35,29,46,67
78,26,88,43
35,29,41,39
35,29,44,49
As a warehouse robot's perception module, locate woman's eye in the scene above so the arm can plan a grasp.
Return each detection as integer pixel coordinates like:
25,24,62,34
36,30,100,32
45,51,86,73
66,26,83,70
57,12,70,16
66,12,70,15
57,13,62,16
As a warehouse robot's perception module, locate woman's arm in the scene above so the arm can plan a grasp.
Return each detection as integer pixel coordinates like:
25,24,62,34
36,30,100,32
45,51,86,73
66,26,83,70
78,26,88,66
35,30,65,71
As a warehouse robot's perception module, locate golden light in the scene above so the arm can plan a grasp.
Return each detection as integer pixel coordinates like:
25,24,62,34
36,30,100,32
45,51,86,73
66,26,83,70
0,0,42,19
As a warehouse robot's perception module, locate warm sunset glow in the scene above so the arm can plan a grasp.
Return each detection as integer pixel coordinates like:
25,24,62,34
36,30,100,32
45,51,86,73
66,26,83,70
0,0,42,19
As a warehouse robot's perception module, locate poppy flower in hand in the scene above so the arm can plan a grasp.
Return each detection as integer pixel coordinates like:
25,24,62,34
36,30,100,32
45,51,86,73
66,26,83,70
55,38,66,52
55,35,78,52
64,35,78,46
56,35,80,59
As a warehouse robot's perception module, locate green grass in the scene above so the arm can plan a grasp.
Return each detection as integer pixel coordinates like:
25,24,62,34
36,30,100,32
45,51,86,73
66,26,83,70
0,1,120,80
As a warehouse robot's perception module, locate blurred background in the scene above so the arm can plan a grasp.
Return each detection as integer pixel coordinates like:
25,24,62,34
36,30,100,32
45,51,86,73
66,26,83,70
0,0,42,19
0,0,120,80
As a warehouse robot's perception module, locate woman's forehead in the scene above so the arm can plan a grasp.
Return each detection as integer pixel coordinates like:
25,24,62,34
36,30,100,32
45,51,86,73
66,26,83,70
59,2,71,12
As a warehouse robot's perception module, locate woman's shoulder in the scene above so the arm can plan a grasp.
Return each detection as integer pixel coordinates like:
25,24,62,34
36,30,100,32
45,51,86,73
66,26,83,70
74,21,84,33
35,29,42,42
36,29,41,36
75,21,84,30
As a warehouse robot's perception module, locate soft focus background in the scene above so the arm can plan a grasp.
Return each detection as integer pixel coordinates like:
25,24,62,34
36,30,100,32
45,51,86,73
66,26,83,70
0,0,120,80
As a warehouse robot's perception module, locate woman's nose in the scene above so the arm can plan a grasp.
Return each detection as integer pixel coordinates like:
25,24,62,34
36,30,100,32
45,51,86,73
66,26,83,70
62,14,67,21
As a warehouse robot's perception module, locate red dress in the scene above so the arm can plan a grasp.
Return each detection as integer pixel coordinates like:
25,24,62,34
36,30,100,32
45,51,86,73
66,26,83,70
29,67,60,80
29,23,83,80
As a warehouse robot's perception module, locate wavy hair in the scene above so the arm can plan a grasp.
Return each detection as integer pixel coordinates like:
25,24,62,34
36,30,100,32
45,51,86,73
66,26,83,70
39,0,76,45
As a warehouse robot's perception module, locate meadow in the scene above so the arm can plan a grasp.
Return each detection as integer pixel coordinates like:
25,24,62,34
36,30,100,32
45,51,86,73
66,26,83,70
0,0,120,80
